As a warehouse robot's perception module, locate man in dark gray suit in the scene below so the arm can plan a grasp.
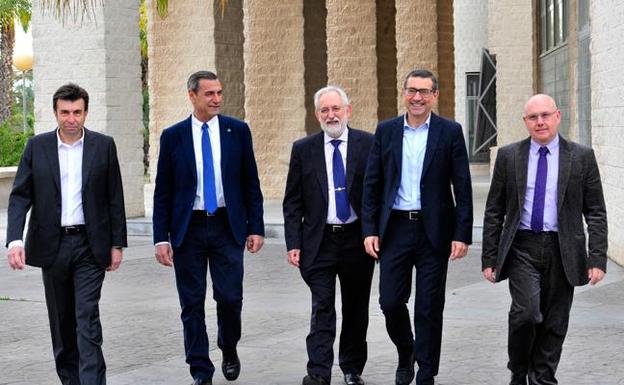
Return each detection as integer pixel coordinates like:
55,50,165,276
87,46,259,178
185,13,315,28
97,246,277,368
6,83,127,385
482,94,608,385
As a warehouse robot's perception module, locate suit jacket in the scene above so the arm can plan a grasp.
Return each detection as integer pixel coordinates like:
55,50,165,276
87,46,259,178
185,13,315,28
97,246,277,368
283,128,373,271
152,114,264,248
481,135,608,286
361,113,473,252
6,129,127,268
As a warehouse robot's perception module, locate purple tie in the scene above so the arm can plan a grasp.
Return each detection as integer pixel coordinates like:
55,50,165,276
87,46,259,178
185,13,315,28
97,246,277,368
531,146,549,232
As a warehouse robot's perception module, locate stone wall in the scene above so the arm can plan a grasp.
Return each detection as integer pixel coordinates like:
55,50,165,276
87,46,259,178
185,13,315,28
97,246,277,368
244,0,307,199
437,0,455,120
33,0,144,216
590,0,624,264
487,0,535,146
326,0,378,132
453,0,488,139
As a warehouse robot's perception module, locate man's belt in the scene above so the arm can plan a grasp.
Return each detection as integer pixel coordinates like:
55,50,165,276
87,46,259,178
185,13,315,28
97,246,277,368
325,221,359,233
61,225,86,235
391,210,422,221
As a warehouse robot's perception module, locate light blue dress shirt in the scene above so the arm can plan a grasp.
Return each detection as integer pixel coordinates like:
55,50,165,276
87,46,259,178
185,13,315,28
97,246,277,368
393,113,431,210
519,135,560,231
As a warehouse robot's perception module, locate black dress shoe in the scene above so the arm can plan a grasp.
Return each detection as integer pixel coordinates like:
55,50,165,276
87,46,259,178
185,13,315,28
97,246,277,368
222,350,241,381
191,379,212,385
395,354,415,385
302,374,329,385
510,373,527,385
344,372,365,385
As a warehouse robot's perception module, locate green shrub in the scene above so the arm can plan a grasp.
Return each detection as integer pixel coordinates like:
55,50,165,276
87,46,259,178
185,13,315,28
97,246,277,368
0,117,33,167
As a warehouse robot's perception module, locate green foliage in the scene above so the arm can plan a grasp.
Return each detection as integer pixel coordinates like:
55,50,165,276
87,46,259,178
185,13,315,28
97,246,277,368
0,0,31,31
0,118,32,167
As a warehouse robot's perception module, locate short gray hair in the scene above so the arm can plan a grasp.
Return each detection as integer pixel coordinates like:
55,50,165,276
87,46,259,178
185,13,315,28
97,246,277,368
314,85,350,110
187,70,219,93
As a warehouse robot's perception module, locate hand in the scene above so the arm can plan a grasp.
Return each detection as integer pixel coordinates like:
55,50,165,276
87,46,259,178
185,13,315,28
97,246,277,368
287,249,300,267
107,248,123,271
588,267,605,285
7,246,26,270
483,267,496,283
155,244,174,267
449,241,468,260
364,236,380,259
246,234,264,253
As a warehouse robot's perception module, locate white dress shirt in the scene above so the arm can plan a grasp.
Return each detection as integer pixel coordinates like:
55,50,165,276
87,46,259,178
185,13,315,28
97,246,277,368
8,129,85,250
324,129,357,224
191,114,225,210
393,113,431,210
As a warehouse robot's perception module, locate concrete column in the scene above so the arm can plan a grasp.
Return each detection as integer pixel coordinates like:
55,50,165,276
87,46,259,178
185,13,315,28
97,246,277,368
487,0,535,146
32,0,144,216
395,0,438,113
590,0,624,264
244,0,306,199
436,0,455,119
326,0,378,132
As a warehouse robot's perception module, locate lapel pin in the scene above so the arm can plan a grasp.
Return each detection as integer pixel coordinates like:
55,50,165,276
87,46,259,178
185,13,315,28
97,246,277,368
227,128,231,133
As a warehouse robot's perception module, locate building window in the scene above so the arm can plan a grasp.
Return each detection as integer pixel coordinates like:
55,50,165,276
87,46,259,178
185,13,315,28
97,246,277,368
466,72,488,163
540,0,568,53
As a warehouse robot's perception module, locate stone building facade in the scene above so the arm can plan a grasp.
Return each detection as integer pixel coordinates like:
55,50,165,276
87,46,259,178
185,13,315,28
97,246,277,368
480,0,624,264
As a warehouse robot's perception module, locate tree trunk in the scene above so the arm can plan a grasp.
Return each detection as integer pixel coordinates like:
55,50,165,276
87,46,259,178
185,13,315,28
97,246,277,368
0,24,15,124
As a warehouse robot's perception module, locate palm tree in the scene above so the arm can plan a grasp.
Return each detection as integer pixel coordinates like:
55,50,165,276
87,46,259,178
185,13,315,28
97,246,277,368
0,0,30,124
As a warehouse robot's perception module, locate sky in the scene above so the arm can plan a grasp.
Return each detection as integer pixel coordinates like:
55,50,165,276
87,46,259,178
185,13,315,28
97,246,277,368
14,20,33,55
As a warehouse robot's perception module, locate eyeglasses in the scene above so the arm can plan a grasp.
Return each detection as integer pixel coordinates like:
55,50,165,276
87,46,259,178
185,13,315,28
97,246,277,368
404,88,436,97
319,106,345,115
524,110,558,122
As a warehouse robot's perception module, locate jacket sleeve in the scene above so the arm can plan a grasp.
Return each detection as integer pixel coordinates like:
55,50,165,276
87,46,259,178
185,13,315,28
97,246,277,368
240,123,265,237
107,138,127,248
450,124,473,244
582,149,608,271
152,130,174,244
6,139,34,246
361,125,383,238
282,143,303,251
481,148,507,270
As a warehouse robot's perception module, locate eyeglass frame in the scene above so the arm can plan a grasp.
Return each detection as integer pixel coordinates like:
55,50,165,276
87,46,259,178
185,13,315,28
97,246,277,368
523,109,559,122
404,87,437,98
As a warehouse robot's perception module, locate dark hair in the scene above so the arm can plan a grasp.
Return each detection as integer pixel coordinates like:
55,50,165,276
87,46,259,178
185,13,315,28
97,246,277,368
53,83,90,111
187,71,219,93
403,69,439,91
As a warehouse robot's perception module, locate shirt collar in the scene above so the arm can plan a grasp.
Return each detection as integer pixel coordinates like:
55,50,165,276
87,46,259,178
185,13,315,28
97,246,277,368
324,127,349,144
192,114,219,131
56,128,85,148
403,113,431,131
530,134,559,154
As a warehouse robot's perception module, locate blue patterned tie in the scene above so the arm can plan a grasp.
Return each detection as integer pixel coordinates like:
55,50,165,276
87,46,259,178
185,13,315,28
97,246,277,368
202,123,218,214
330,139,350,222
531,146,549,232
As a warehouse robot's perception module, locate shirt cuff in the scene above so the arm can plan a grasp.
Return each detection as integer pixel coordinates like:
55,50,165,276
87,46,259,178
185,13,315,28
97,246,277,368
155,241,171,247
8,240,24,249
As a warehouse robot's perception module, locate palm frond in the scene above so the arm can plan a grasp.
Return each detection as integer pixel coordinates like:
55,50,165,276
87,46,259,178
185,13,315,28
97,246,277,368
0,0,31,31
41,0,102,23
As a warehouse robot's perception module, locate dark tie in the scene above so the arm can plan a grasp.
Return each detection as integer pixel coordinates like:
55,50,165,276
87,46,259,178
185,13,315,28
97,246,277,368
201,123,218,214
330,139,350,223
531,146,549,232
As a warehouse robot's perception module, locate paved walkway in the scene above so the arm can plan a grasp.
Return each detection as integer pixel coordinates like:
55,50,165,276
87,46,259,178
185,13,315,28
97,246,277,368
2,233,624,385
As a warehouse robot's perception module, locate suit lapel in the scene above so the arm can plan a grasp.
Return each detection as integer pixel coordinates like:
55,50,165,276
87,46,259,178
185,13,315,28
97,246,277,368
391,117,404,174
421,113,441,179
218,115,231,177
346,128,358,196
180,116,197,184
81,129,97,191
311,133,329,203
43,130,61,193
515,139,530,211
557,135,571,213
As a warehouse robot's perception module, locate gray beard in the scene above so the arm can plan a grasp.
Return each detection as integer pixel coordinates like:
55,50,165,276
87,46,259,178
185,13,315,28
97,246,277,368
321,121,347,138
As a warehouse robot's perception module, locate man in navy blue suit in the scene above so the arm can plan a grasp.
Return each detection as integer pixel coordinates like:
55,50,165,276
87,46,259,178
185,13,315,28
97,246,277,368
152,70,264,385
362,69,473,385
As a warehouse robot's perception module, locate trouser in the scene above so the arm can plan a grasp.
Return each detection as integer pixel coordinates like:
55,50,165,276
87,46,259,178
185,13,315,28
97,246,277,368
301,223,374,382
173,209,244,381
507,230,574,385
42,232,106,385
